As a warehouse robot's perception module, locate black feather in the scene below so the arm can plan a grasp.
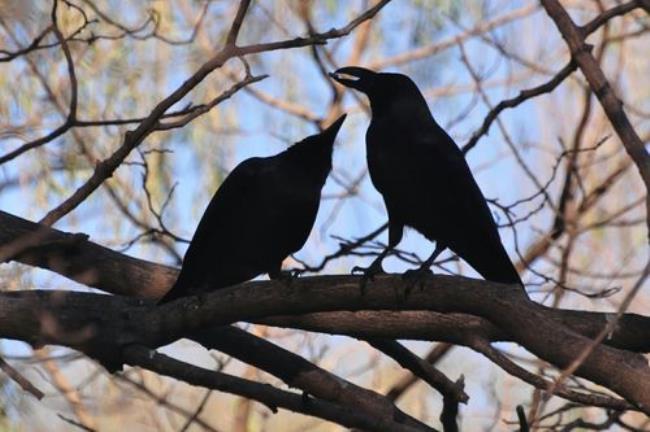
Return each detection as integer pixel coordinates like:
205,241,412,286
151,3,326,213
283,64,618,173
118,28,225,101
331,67,520,285
159,114,347,303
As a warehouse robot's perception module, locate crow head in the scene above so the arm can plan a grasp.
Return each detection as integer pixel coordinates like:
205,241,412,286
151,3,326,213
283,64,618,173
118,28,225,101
330,67,426,116
288,114,346,171
329,67,378,92
320,113,347,142
292,113,346,145
298,113,346,147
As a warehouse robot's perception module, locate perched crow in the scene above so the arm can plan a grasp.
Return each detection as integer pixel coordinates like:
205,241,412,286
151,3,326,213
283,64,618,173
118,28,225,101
159,114,347,303
330,67,521,285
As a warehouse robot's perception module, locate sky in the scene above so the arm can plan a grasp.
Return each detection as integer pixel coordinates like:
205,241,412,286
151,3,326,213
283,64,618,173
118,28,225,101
1,0,647,429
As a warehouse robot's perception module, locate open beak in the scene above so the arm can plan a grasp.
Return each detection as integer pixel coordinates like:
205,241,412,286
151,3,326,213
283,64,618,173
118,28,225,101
329,66,376,90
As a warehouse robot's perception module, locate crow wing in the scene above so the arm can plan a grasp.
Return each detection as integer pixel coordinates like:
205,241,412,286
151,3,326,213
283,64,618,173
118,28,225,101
367,116,520,284
160,155,321,303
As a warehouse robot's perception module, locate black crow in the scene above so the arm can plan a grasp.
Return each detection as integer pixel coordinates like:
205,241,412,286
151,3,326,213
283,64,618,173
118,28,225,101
330,67,521,286
159,114,347,303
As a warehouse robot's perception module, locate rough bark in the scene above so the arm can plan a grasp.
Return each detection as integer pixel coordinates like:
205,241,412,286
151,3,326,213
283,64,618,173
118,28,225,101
3,211,650,411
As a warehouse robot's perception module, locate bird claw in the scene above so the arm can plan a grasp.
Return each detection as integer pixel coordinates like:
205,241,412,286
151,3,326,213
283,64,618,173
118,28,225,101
351,262,385,295
351,262,385,277
401,267,433,298
270,269,297,286
351,265,368,275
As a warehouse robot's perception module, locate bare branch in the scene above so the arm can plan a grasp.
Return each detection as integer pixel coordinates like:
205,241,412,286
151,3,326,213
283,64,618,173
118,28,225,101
541,0,650,238
37,0,391,227
0,356,43,399
226,0,252,46
123,345,429,432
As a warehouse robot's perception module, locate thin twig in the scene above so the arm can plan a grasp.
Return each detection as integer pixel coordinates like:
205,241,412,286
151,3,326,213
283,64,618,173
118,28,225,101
0,356,44,399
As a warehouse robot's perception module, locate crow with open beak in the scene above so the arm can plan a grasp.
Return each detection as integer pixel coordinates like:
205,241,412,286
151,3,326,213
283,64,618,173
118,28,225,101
330,67,521,287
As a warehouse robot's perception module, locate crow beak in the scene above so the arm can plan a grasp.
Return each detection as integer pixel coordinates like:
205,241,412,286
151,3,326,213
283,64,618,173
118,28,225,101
329,66,376,91
322,114,347,140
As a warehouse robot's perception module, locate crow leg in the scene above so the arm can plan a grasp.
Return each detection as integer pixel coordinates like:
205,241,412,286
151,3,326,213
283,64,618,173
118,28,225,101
269,263,296,286
402,242,446,295
351,246,390,277
351,249,389,295
419,242,447,272
351,220,403,294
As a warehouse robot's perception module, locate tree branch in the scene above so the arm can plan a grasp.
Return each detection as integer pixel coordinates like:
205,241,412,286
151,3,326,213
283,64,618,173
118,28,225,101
541,0,650,238
365,338,466,403
462,0,649,154
190,326,431,431
225,0,252,46
3,210,650,412
123,345,428,432
37,0,392,227
1,276,650,413
0,210,176,298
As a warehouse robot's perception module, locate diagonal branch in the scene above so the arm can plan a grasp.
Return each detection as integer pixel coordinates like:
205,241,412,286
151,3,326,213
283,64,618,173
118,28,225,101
123,345,428,432
469,337,631,410
387,343,454,401
225,0,252,46
37,0,392,227
190,326,431,431
541,0,650,238
462,0,650,154
365,338,466,403
0,356,43,399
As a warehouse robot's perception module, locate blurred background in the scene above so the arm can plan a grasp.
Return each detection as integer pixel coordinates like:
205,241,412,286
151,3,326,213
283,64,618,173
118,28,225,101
0,0,649,430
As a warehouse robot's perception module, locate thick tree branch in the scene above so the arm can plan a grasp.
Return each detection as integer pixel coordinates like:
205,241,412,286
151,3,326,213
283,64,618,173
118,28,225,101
2,275,650,413
3,211,650,412
2,207,650,346
81,277,650,414
259,307,650,353
0,211,431,429
0,210,175,298
3,208,650,338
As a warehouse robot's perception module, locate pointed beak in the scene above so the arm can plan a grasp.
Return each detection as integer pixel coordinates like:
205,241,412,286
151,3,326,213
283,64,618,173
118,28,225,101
329,66,376,91
322,114,347,141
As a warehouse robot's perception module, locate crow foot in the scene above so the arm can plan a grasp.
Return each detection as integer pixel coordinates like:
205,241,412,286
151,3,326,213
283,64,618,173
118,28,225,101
351,261,385,295
269,269,298,286
401,267,433,298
